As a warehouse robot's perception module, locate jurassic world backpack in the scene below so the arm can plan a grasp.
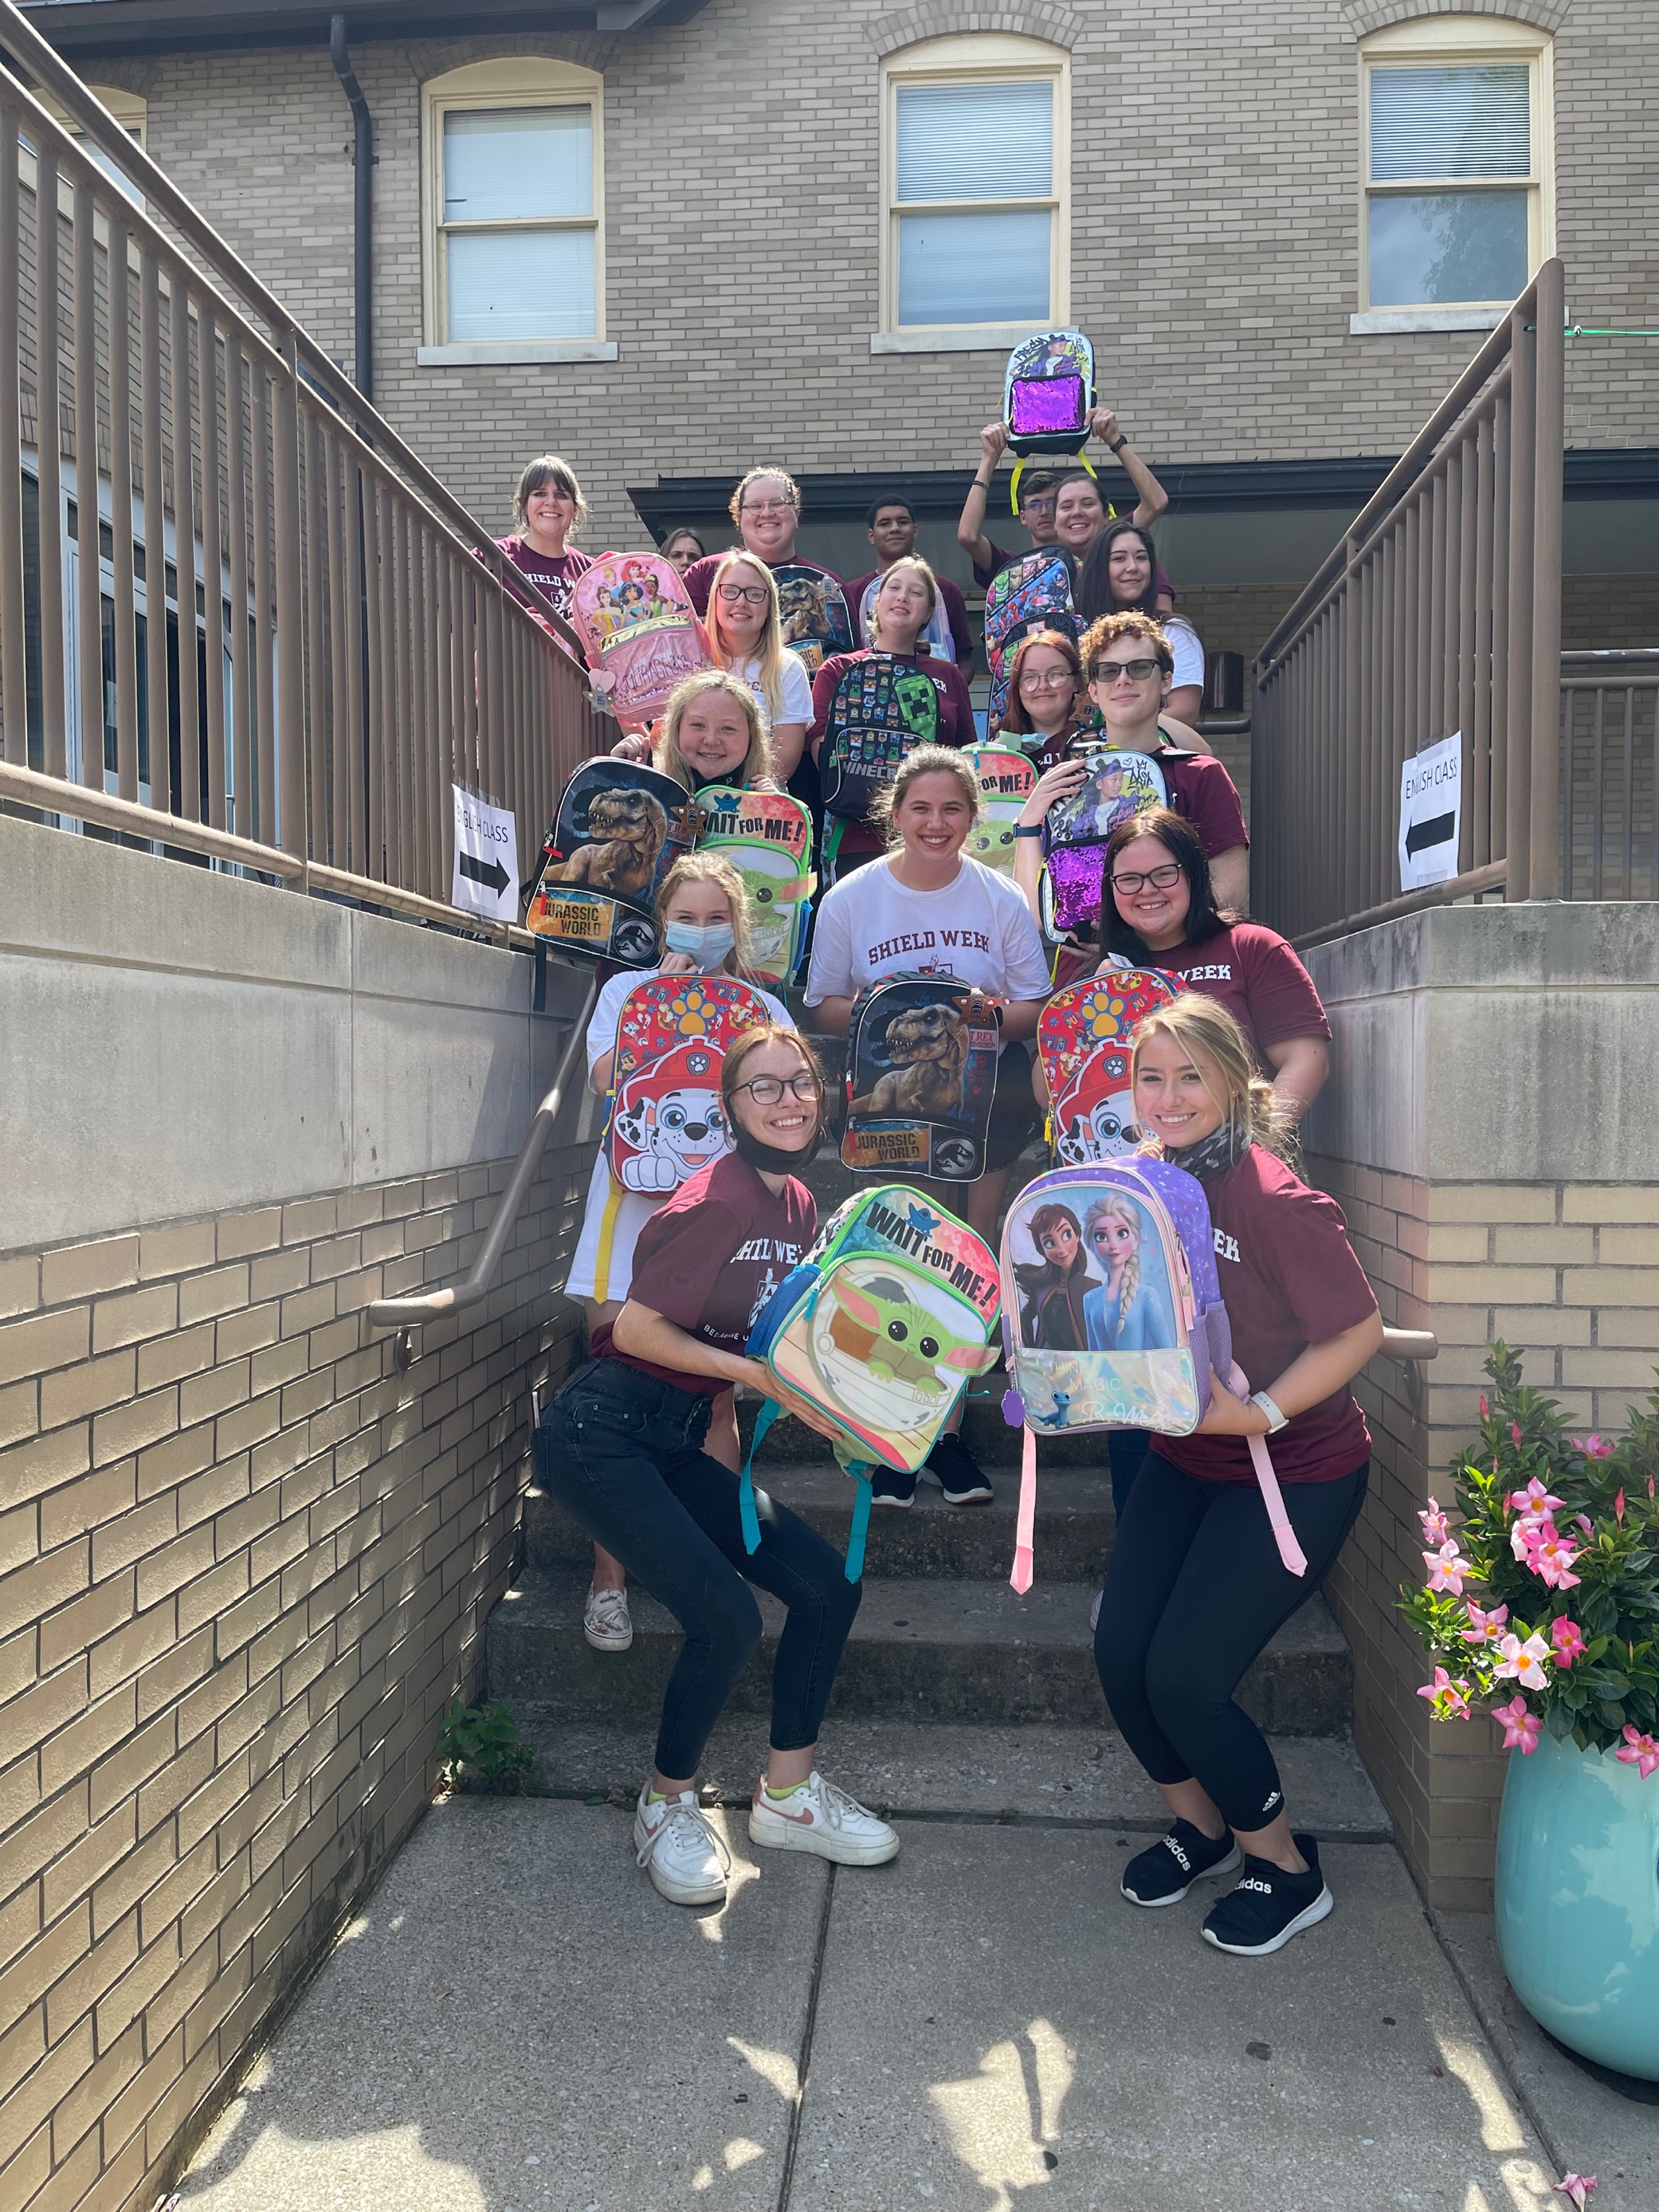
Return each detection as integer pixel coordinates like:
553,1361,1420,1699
818,653,940,830
1002,328,1098,511
523,758,701,967
569,553,713,731
960,741,1035,878
740,1185,1002,1577
602,975,771,1194
771,560,856,677
984,549,1081,727
1037,748,1169,943
843,977,999,1182
998,1161,1308,1590
695,785,817,986
1037,969,1186,1164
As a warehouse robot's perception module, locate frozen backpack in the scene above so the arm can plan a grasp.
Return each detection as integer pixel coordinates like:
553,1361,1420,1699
741,1185,1002,1577
984,549,1080,726
695,784,817,985
843,977,999,1182
998,1162,1308,1590
1037,969,1186,1164
523,758,701,967
602,975,771,1193
570,554,713,731
959,740,1035,877
818,653,940,848
771,560,856,677
1003,328,1097,512
1037,748,1168,943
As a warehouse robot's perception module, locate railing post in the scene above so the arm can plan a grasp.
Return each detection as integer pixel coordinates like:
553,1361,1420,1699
1505,285,1538,900
1528,257,1564,900
0,106,25,767
275,335,305,858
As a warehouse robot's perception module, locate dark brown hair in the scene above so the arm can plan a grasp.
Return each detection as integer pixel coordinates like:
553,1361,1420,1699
1096,806,1233,961
1078,519,1159,622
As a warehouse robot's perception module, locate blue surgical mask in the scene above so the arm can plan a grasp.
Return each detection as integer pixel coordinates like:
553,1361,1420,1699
663,920,735,967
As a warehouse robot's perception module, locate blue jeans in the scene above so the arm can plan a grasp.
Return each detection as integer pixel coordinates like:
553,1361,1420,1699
536,1359,862,1779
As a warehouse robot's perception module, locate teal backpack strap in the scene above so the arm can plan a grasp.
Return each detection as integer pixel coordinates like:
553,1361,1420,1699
738,1399,779,1555
843,1465,874,1583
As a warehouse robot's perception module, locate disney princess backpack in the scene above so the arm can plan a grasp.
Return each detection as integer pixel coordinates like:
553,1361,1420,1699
569,553,713,731
602,975,772,1193
1036,969,1186,1163
694,784,817,986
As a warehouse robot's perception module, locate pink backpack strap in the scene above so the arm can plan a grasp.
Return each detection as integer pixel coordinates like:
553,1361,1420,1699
1224,1360,1308,1579
1010,1425,1037,1594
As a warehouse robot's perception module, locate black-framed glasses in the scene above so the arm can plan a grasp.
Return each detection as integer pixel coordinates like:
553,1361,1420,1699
1110,862,1183,894
1089,657,1161,683
717,582,771,605
730,1073,821,1105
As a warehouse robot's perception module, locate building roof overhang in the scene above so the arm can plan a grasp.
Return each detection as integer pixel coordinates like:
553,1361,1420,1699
16,0,710,57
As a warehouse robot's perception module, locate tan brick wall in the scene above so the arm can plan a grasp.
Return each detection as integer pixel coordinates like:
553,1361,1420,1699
0,1150,589,2212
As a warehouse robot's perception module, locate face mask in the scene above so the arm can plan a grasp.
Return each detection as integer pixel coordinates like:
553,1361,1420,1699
663,921,735,967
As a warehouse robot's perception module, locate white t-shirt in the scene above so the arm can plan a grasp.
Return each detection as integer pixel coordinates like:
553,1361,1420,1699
1163,614,1205,694
730,649,812,731
804,855,1054,1016
566,967,794,1304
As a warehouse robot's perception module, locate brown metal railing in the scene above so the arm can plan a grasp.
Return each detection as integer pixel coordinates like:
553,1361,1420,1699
0,2,605,919
1253,261,1565,944
1560,650,1659,901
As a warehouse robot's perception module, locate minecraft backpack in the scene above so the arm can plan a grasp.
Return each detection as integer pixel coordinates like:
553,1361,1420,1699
602,975,772,1194
959,740,1035,878
842,977,1000,1182
694,784,817,986
741,1185,1002,1577
1037,969,1186,1164
770,560,856,677
569,553,713,731
523,757,701,967
983,549,1081,727
1037,748,1169,943
998,1161,1308,1590
1002,327,1097,512
818,653,941,854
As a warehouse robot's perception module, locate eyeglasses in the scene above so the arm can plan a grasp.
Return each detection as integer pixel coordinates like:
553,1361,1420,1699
1018,667,1075,691
1090,657,1161,683
740,499,796,516
716,582,771,605
1018,497,1057,516
1110,863,1183,894
730,1073,820,1105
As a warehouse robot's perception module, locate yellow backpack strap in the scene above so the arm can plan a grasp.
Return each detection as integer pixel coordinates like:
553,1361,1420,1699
1008,454,1026,516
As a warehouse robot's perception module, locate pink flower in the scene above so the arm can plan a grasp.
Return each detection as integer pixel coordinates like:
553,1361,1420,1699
1462,1602,1509,1646
1526,1527,1583,1590
1416,1669,1472,1720
1614,1489,1626,1524
1510,1422,1524,1445
1423,1541,1472,1595
1616,1727,1659,1781
1507,1477,1565,1516
1492,1696,1542,1752
1575,1515,1594,1540
1418,1496,1451,1546
1555,2175,1596,2210
1571,1433,1614,1459
1493,1632,1551,1690
1479,1394,1488,1418
1549,1618,1586,1666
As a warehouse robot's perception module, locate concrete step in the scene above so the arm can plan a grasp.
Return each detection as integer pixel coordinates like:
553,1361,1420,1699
487,1566,1353,1735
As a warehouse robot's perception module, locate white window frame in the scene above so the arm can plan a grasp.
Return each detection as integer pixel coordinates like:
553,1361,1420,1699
874,33,1070,355
418,57,615,367
24,84,147,212
1353,18,1554,335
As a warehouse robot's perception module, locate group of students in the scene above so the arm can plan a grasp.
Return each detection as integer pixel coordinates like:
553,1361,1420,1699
517,442,1385,1963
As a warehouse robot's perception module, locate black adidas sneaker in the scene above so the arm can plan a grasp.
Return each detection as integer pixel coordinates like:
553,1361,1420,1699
1120,1820,1241,1907
1202,1834,1333,1955
924,1430,993,1506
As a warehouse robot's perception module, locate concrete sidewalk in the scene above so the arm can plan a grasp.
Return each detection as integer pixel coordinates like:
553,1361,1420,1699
168,1791,1643,2212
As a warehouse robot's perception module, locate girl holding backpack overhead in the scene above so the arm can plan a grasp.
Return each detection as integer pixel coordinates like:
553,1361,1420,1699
1096,991,1382,1956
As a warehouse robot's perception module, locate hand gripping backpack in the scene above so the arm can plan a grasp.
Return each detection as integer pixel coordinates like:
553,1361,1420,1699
959,741,1035,877
843,977,1000,1182
983,549,1080,727
1002,327,1098,513
1037,748,1169,943
523,758,701,967
770,560,856,677
569,553,713,731
741,1185,1002,1578
694,784,817,986
1037,969,1186,1164
602,975,772,1194
998,1162,1308,1591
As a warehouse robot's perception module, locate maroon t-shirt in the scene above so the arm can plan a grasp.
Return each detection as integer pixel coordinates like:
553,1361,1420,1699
1154,924,1330,1069
683,550,849,622
848,571,975,665
810,649,978,859
1153,1147,1376,1485
592,1151,815,1398
496,538,592,628
1151,746,1249,860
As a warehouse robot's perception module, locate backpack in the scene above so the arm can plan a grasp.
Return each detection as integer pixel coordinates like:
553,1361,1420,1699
740,1184,1002,1576
1002,328,1097,512
694,784,817,986
984,549,1080,727
1037,748,1169,943
818,653,940,826
569,553,713,731
771,560,856,677
959,741,1035,877
843,977,1000,1182
523,758,701,967
998,1161,1309,1590
1037,969,1186,1163
602,975,772,1194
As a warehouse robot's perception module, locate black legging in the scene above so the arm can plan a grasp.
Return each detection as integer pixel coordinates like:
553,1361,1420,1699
1094,1453,1368,1834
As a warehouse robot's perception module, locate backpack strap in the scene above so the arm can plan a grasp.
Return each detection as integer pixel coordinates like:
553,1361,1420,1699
843,1468,873,1583
1222,1359,1308,1578
737,1398,777,1555
1010,1424,1037,1594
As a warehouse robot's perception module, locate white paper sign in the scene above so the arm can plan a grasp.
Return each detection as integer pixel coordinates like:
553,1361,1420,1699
1398,733,1462,892
451,786,519,921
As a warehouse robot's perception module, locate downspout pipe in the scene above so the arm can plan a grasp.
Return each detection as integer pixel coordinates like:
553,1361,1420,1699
329,14,373,402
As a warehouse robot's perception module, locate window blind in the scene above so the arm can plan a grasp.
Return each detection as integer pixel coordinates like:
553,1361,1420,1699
896,80,1052,203
444,104,593,223
898,209,1051,324
447,229,596,341
1371,65,1530,182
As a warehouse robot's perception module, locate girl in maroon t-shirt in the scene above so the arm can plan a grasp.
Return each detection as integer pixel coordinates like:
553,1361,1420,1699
1095,992,1382,1959
492,453,593,633
538,1026,900,1911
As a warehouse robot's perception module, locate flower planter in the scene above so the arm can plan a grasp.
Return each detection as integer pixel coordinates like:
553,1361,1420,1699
1495,1731,1659,2080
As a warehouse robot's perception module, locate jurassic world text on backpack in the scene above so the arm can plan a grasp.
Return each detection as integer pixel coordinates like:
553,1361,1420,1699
983,547,1081,727
602,975,772,1194
771,560,856,677
523,758,700,967
959,739,1034,877
695,784,817,986
569,552,713,731
998,1162,1310,1591
1037,969,1186,1165
844,978,999,1184
818,653,940,878
742,1186,1002,1576
1037,748,1169,945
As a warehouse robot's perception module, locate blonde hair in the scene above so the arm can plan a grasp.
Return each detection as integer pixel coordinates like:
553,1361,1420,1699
869,744,983,847
729,468,802,526
704,553,791,728
868,555,939,647
512,454,588,536
1084,1194,1142,1314
654,850,758,981
1130,994,1297,1165
656,669,773,796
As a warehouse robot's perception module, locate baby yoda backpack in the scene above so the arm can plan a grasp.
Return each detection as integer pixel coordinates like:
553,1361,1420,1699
998,1161,1308,1590
984,549,1081,727
602,975,771,1194
1038,748,1169,943
569,553,713,731
843,977,1000,1182
741,1185,1002,1576
818,652,941,835
1003,327,1098,511
959,740,1035,878
523,758,701,967
1037,969,1186,1164
695,784,817,985
770,559,856,677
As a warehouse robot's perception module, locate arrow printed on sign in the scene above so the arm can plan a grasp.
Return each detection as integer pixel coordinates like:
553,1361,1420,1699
459,852,512,896
1404,811,1456,859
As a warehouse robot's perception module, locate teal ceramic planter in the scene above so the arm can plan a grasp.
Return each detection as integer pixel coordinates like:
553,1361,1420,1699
1494,1732,1659,2079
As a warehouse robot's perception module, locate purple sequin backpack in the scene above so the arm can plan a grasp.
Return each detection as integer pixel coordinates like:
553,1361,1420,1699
1037,749,1169,943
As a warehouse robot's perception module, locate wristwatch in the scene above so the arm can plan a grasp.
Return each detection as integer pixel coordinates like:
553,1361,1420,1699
1108,434,1128,455
1013,823,1044,838
1249,1390,1288,1433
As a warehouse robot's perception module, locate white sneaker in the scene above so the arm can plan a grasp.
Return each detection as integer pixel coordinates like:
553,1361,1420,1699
584,1584,633,1652
633,1786,731,1906
748,1771,900,1866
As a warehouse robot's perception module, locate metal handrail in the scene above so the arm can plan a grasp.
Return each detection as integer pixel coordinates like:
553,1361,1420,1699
1380,1327,1437,1363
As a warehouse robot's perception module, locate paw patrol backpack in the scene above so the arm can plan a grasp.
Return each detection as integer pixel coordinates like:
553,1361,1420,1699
770,560,856,677
1002,328,1098,512
1037,748,1168,943
1037,969,1186,1163
843,977,1000,1182
570,553,713,731
602,975,771,1194
960,741,1035,878
741,1185,1002,1576
818,653,940,837
523,758,701,967
694,785,817,986
984,550,1080,727
998,1161,1308,1590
